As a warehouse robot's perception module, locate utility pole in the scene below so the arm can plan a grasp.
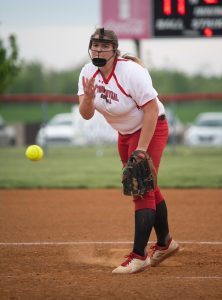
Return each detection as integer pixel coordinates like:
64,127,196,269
134,39,141,58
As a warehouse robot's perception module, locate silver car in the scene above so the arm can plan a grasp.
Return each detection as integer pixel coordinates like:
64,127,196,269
0,115,16,146
184,112,222,146
36,113,77,146
165,109,184,144
36,108,117,147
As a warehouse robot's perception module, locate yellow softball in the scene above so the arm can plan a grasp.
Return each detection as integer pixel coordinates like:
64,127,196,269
25,145,44,161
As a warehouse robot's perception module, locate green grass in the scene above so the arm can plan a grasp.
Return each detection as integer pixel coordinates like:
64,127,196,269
166,101,222,124
0,145,222,188
1,100,222,124
159,146,222,188
0,146,121,188
0,102,73,123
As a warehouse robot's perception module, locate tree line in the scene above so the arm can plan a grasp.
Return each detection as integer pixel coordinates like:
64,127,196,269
6,62,222,95
1,34,222,95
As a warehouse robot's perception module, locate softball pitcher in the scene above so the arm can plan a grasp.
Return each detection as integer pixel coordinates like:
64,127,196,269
78,28,179,274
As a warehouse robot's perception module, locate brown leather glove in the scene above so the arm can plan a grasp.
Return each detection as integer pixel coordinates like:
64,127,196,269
122,150,157,196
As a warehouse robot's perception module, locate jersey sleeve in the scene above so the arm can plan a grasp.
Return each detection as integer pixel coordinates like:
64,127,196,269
127,63,158,107
77,66,86,96
77,63,98,96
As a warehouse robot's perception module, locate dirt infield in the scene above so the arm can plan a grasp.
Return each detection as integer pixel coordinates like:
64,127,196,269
0,189,222,300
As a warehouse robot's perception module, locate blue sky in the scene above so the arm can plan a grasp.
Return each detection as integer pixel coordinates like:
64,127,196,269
1,0,222,75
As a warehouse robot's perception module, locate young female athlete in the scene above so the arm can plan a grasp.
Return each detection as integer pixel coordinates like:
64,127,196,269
78,28,179,274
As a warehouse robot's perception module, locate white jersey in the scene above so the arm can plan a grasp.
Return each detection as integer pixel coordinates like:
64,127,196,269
78,58,165,135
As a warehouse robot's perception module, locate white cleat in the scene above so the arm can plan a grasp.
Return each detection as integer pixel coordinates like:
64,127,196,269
112,252,150,274
150,238,179,267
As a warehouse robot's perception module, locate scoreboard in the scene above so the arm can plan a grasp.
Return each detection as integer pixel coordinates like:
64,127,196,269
153,0,222,37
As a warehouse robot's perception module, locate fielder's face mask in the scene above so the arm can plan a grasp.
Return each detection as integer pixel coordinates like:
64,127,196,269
88,28,118,67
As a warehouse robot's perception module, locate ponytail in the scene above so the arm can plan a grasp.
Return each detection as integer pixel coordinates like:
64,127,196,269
122,54,145,67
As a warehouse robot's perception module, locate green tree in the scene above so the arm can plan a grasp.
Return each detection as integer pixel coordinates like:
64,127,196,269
7,62,82,94
0,34,20,94
8,62,45,94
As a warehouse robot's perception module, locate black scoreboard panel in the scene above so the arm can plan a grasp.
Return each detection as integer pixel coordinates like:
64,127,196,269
153,0,222,37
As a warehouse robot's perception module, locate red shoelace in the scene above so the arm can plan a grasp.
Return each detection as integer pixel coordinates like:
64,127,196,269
121,253,140,266
121,253,135,266
150,244,159,256
121,252,147,266
150,241,170,256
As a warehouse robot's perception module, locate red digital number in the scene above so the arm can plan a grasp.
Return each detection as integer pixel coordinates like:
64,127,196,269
163,0,186,16
178,0,185,15
203,0,218,4
163,0,172,15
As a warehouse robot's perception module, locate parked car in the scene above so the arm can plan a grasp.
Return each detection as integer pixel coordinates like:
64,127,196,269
36,107,185,147
184,112,222,146
36,108,117,146
165,109,184,144
0,115,16,146
36,113,77,146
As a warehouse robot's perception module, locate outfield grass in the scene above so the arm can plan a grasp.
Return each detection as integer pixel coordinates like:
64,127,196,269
0,102,73,123
167,100,222,124
0,145,221,188
1,100,222,124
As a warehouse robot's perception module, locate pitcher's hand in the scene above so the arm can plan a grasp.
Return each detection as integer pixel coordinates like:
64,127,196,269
82,76,97,101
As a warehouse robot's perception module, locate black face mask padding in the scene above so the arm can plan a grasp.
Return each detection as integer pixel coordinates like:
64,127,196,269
92,57,107,67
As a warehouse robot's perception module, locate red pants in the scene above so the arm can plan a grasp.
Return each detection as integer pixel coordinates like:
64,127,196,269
118,117,169,211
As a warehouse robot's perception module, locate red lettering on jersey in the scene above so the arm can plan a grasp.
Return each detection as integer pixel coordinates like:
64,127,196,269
97,85,119,103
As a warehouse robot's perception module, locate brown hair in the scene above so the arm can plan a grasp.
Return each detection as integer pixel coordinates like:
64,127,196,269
122,54,145,67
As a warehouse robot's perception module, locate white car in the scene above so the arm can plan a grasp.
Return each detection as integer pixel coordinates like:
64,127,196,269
36,108,117,146
165,109,184,144
0,115,16,146
36,113,77,146
184,112,222,146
